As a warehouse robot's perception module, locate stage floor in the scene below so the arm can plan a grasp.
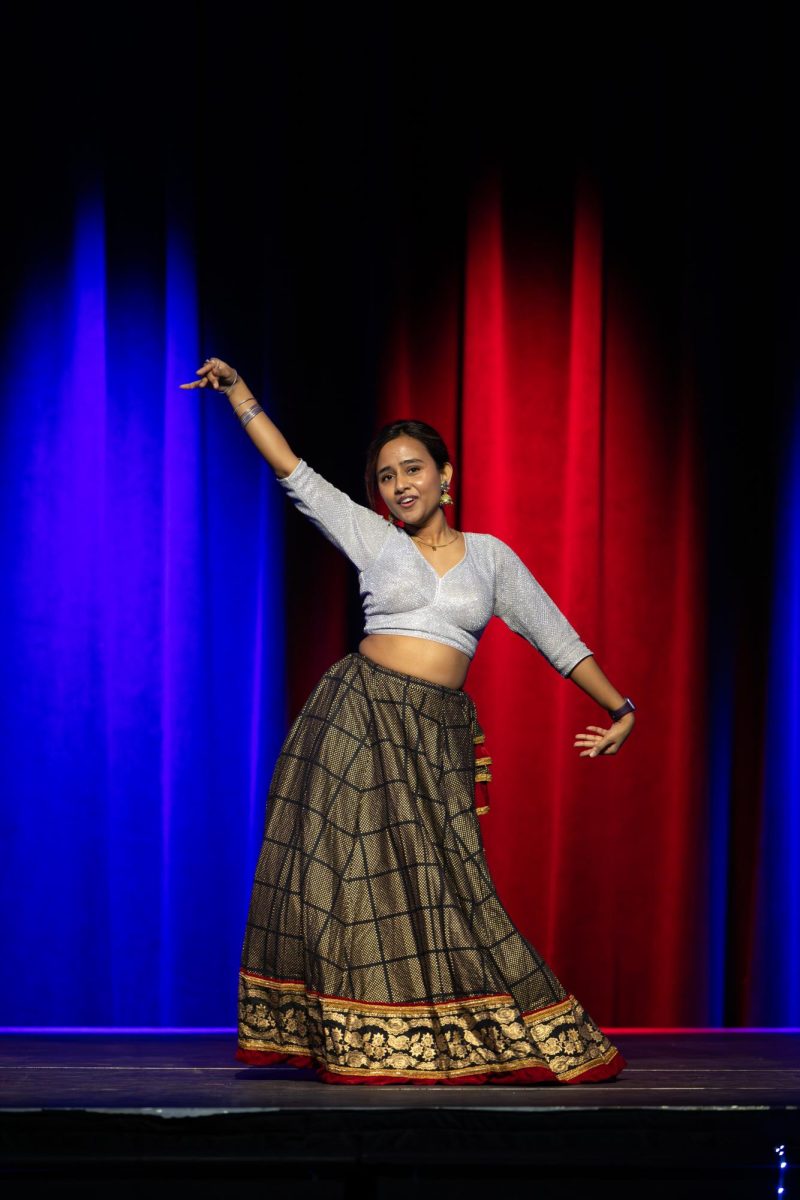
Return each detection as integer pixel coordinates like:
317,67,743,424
1,1031,798,1196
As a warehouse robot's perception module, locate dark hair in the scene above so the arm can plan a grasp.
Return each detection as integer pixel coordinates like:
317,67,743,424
364,419,452,509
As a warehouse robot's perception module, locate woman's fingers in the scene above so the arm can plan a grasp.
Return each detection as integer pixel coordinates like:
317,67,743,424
574,724,616,757
198,361,218,384
573,718,632,758
595,739,617,755
588,738,613,757
179,358,229,390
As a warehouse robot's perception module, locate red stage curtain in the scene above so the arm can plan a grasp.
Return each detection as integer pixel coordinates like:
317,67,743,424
376,177,710,1027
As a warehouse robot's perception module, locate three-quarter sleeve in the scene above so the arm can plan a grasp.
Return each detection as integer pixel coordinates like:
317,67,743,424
491,537,593,677
277,459,392,572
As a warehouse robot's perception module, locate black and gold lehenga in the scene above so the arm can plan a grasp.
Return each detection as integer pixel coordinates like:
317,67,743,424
237,651,626,1085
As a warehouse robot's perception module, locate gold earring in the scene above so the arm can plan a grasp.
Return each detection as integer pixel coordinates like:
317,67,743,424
439,480,454,508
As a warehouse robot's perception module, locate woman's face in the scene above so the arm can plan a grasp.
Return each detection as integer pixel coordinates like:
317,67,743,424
376,437,451,526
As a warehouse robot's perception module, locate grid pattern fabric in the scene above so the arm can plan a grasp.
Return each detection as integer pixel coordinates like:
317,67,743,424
238,652,625,1083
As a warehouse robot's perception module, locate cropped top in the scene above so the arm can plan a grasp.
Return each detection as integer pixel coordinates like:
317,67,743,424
277,459,593,677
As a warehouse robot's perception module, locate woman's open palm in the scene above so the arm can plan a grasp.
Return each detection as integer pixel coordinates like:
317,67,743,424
574,720,634,758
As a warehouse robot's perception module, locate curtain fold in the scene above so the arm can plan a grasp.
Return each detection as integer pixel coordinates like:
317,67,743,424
0,187,287,1026
377,175,712,1026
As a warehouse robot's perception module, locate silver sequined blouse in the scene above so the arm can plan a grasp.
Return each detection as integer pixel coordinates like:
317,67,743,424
278,459,593,677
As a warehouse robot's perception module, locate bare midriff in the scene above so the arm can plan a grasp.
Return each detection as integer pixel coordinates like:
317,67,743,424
358,634,471,690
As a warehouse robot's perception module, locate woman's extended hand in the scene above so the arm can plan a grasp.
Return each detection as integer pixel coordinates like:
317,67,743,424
179,356,237,392
574,714,635,758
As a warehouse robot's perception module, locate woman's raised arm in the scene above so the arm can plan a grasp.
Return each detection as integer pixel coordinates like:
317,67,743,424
180,357,300,479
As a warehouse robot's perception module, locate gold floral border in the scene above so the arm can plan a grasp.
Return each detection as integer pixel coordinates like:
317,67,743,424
238,972,619,1081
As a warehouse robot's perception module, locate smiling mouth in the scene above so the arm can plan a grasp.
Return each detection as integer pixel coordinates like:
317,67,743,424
397,496,418,508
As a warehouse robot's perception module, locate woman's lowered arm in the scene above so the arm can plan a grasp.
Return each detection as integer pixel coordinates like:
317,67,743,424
567,655,635,758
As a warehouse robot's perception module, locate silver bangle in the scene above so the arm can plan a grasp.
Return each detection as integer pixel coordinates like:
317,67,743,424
220,369,239,395
240,403,264,428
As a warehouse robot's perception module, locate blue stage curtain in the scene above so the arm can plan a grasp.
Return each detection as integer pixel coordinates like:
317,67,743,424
751,394,800,1024
0,183,286,1027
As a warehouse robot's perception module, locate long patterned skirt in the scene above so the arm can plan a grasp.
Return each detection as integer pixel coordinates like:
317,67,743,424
237,652,627,1085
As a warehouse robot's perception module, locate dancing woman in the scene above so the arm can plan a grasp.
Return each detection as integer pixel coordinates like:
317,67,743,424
181,357,634,1085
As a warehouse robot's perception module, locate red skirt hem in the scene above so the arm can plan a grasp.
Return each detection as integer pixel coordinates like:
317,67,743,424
235,1045,627,1086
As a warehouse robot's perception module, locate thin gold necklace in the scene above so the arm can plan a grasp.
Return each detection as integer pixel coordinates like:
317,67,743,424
410,530,460,551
